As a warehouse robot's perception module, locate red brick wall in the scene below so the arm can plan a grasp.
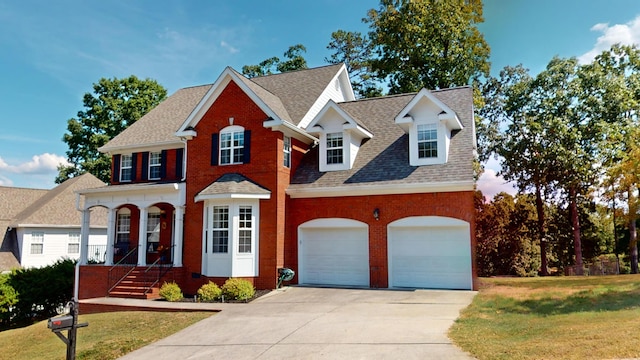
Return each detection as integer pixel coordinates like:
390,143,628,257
79,266,110,299
181,80,294,293
110,148,183,185
286,191,476,289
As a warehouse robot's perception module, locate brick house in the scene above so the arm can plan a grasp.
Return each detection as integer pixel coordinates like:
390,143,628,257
77,64,477,299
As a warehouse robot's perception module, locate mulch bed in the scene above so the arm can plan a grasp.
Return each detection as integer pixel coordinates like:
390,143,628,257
175,289,273,304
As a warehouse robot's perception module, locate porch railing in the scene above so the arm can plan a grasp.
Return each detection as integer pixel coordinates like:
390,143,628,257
143,245,174,295
86,245,107,264
107,247,139,294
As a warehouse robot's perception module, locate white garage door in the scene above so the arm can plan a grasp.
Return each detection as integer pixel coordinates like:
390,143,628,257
388,216,472,290
299,219,369,287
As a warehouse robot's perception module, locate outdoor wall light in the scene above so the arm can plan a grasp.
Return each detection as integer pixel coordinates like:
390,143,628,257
373,208,380,221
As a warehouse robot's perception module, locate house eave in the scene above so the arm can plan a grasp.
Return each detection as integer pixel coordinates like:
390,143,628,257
195,193,271,202
286,181,475,199
98,140,185,154
263,119,318,144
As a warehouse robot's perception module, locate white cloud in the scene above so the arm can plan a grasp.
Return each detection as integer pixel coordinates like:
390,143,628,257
0,153,69,175
220,41,239,54
578,15,640,64
477,157,518,200
0,174,13,186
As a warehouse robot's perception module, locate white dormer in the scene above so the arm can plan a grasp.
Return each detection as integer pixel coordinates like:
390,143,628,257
306,100,373,172
395,89,463,166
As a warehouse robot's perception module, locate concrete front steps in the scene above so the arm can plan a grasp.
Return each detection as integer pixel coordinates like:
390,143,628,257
108,267,173,300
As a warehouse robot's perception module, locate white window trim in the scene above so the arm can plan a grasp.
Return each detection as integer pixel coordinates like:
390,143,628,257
318,131,352,172
149,151,162,180
68,232,80,254
283,136,291,168
120,154,133,182
220,125,245,165
409,121,448,166
116,209,131,244
201,199,259,277
30,231,44,255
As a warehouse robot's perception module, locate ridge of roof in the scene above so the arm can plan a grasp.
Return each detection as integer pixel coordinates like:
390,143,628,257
249,63,343,80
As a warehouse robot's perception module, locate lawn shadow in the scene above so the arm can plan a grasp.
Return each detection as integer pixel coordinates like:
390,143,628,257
509,288,640,316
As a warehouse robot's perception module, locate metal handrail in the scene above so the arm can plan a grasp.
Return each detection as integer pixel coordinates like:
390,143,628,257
143,246,174,295
107,247,139,294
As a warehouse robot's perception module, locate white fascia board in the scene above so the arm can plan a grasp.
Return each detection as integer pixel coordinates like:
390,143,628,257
343,123,373,139
264,119,318,144
77,182,181,195
438,112,464,130
286,180,475,198
195,193,271,202
14,224,107,229
98,141,185,154
298,65,356,128
307,100,372,138
176,67,281,134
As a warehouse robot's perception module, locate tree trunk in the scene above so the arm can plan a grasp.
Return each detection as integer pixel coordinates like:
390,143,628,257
569,186,583,275
535,184,548,275
629,188,638,274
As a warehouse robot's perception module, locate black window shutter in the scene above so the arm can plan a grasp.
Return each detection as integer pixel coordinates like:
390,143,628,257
131,153,138,181
112,154,121,183
141,152,149,180
175,148,184,179
160,150,168,179
211,133,219,166
244,130,251,164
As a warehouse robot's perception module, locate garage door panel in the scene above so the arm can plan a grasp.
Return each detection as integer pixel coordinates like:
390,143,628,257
389,219,472,290
300,225,369,287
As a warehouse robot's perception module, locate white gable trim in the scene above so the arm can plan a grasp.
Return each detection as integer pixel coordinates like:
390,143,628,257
195,193,271,202
306,100,373,139
175,67,281,137
395,89,463,131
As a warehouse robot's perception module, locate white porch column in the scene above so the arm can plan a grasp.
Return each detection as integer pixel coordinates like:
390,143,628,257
173,206,185,267
79,209,91,265
137,207,148,266
105,208,117,265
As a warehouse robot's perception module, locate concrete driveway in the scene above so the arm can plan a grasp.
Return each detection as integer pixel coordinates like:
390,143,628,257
119,287,476,360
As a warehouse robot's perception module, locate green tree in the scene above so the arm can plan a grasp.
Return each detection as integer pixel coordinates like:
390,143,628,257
56,76,167,183
365,0,490,93
242,44,308,78
325,30,382,98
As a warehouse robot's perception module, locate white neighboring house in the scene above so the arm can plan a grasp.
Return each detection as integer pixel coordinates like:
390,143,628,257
0,173,107,270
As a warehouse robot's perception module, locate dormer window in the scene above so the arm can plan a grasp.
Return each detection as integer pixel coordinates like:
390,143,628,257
220,126,245,165
120,154,132,182
326,133,344,164
417,124,438,159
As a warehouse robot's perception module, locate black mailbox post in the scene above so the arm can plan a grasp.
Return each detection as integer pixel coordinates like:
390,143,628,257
47,300,88,360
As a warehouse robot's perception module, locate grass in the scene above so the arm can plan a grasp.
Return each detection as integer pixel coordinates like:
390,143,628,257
0,311,213,360
449,275,640,360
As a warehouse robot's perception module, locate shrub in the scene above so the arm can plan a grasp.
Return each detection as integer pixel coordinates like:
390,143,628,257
221,278,255,301
159,281,183,302
8,258,75,325
197,281,222,302
0,274,18,327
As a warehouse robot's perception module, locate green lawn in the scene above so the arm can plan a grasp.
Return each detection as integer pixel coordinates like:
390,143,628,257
0,311,213,360
449,275,640,360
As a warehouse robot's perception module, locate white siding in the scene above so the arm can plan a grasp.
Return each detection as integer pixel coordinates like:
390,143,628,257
18,227,107,268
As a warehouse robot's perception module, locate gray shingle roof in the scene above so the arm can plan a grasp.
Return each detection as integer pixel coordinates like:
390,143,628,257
252,64,344,125
197,173,271,198
102,84,212,151
101,65,344,152
289,86,475,190
12,173,108,227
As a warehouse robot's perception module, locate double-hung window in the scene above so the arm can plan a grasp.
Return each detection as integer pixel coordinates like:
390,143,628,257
149,152,161,180
212,206,229,253
417,124,438,159
116,213,131,244
220,131,244,165
31,232,44,254
120,154,132,182
238,206,252,253
283,136,291,168
326,132,343,164
68,233,80,254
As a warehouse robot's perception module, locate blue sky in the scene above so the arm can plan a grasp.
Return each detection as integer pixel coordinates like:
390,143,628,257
0,1,639,194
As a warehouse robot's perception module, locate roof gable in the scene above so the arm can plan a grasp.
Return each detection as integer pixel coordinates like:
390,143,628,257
395,88,464,132
195,173,271,201
306,100,373,139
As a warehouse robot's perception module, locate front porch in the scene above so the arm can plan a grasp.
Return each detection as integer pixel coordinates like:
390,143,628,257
77,182,187,299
